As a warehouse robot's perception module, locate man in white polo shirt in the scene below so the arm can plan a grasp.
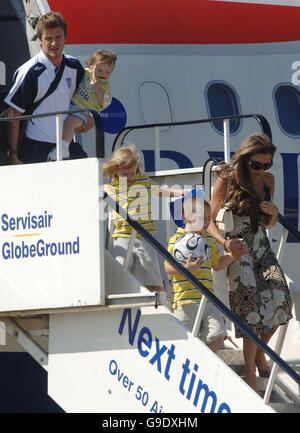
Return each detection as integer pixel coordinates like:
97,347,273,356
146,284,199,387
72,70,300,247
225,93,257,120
5,11,87,164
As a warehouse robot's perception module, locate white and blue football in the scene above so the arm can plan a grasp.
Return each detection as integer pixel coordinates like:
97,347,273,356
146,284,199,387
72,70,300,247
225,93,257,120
173,233,210,265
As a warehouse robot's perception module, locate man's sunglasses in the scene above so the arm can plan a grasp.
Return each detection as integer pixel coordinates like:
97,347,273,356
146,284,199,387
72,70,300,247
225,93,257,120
248,159,273,171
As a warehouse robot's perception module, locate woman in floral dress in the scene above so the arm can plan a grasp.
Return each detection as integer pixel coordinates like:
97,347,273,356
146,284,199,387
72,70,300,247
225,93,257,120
209,133,292,392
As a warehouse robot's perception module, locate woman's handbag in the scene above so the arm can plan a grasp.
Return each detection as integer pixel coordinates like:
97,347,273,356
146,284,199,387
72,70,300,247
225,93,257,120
215,204,234,233
215,178,234,234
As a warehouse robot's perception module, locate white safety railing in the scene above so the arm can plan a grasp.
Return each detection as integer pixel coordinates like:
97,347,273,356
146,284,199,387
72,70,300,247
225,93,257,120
1,107,105,160
263,223,300,404
113,113,272,155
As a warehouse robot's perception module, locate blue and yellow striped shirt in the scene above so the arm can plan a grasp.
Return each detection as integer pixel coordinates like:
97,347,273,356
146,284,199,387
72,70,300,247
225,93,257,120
104,173,159,238
165,227,221,309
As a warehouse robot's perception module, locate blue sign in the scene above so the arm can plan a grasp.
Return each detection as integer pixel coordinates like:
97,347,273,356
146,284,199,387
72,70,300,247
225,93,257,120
100,97,127,134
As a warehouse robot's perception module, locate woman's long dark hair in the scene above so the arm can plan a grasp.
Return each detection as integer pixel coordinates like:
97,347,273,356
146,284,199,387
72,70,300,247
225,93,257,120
218,133,276,230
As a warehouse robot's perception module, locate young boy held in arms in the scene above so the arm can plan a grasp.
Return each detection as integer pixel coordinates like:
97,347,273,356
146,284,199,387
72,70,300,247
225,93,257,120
49,49,117,160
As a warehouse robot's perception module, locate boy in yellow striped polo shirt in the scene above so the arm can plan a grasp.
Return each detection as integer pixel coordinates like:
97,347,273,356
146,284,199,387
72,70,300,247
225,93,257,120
103,145,186,292
165,197,239,353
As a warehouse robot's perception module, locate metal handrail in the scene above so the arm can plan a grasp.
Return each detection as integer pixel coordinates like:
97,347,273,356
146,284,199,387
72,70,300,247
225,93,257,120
1,108,105,158
278,213,300,242
202,157,222,201
103,191,300,389
263,213,300,403
112,113,272,152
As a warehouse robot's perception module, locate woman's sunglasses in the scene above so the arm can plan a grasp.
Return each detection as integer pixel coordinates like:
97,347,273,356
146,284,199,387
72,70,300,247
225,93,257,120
248,159,273,171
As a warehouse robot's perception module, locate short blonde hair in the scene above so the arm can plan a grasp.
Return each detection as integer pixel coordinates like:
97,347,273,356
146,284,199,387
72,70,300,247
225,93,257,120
86,49,117,69
103,145,143,179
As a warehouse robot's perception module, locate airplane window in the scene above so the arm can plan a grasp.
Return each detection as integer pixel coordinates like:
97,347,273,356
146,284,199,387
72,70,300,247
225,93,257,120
138,81,173,130
205,81,242,135
274,84,300,137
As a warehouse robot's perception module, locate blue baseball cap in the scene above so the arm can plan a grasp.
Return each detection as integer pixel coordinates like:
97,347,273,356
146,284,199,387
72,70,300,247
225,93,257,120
169,188,205,228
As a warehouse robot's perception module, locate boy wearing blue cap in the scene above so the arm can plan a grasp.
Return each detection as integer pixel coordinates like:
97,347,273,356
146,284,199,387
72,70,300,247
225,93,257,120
165,196,243,353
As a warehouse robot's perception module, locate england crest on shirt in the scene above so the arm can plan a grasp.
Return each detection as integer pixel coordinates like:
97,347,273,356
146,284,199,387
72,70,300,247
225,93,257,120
66,77,72,89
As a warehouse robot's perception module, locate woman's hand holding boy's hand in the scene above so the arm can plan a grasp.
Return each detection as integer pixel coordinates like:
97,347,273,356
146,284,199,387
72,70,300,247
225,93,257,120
226,238,248,258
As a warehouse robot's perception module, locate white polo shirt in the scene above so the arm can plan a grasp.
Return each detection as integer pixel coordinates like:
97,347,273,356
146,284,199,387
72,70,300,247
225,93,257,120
5,50,84,143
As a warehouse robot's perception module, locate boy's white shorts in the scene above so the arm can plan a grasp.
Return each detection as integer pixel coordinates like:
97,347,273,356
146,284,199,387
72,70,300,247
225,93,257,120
111,237,163,287
172,301,227,344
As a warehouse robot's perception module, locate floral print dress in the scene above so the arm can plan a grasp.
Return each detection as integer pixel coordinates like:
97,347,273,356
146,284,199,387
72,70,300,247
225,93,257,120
226,209,292,339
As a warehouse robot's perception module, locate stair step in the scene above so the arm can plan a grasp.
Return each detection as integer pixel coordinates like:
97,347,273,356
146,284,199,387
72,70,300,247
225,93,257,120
2,315,49,331
218,349,273,393
218,349,300,411
218,349,273,385
270,403,300,413
218,349,246,376
218,349,244,366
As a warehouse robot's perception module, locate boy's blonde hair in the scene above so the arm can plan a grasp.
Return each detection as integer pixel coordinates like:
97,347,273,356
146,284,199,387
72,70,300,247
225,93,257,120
86,49,117,69
103,145,143,179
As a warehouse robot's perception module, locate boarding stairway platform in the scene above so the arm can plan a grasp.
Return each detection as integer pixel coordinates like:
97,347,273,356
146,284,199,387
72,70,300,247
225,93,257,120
217,349,300,413
0,111,300,413
0,156,299,413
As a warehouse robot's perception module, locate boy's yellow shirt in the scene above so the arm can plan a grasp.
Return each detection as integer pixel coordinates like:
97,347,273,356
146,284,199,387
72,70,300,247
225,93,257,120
104,173,159,238
165,227,221,309
72,68,113,112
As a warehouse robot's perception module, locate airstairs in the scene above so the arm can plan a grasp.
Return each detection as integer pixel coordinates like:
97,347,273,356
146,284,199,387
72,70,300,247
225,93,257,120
0,111,300,413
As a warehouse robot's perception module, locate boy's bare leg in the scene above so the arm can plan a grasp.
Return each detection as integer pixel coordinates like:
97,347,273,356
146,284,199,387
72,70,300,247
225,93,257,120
207,336,224,353
63,114,85,143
